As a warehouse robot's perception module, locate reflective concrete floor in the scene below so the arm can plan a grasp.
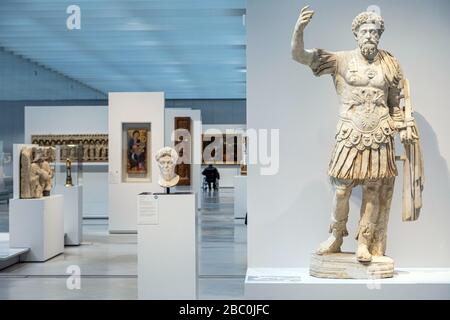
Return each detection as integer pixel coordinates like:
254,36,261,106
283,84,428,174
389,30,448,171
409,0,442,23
0,188,247,299
0,202,8,233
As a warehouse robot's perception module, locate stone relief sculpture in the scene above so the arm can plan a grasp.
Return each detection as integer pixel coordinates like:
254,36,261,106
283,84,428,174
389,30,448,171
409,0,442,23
291,6,424,278
89,139,96,161
31,134,108,162
155,147,180,190
95,139,104,161
83,144,89,160
20,146,55,199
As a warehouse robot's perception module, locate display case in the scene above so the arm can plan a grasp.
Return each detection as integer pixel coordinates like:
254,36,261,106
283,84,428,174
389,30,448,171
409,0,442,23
55,144,83,187
240,136,248,175
0,141,13,202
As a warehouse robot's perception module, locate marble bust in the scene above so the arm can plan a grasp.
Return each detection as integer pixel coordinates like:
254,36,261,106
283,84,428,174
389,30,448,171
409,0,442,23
155,147,180,188
291,6,424,277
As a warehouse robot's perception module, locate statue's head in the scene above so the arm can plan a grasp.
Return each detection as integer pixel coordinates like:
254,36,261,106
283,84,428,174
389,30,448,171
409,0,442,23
352,11,384,59
32,147,44,163
45,147,55,162
155,147,178,181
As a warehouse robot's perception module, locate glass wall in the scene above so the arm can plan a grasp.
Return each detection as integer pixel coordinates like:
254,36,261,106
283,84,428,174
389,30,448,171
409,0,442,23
0,140,12,232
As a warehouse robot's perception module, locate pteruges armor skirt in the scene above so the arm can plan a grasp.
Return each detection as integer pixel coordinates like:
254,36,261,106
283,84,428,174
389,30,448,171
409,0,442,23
328,116,398,181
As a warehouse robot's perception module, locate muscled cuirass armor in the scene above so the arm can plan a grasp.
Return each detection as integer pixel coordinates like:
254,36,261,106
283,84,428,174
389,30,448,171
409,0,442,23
310,48,403,181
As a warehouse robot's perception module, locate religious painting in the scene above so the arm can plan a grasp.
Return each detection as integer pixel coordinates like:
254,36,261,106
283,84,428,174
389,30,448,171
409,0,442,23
121,122,151,183
174,117,191,186
126,128,148,174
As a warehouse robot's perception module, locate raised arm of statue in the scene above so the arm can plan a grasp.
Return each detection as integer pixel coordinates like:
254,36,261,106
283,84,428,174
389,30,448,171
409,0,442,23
291,5,315,65
291,6,338,77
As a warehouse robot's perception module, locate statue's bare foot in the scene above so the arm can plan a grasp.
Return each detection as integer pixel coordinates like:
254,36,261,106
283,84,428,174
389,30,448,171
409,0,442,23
356,244,372,262
316,235,343,255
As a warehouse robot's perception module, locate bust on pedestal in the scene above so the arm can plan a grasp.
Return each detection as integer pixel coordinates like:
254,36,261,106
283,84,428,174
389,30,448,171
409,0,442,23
155,147,180,193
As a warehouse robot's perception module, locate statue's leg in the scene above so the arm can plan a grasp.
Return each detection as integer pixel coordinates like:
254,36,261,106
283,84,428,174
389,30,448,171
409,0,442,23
357,179,382,262
35,181,43,198
316,178,353,255
370,177,395,256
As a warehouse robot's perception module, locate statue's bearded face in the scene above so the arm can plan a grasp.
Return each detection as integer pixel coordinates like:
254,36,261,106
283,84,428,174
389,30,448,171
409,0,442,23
158,155,175,179
356,23,381,59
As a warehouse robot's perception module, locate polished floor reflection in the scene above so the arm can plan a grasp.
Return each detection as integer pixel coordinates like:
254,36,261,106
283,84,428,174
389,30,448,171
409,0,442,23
0,188,246,299
0,202,8,233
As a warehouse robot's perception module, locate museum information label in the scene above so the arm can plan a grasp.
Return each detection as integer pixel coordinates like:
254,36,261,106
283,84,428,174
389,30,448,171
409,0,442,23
137,194,159,225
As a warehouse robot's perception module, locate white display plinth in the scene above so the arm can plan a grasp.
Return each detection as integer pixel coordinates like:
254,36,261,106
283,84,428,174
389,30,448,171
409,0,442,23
54,185,82,245
0,233,29,270
245,268,450,299
9,195,64,262
233,175,247,219
138,192,197,299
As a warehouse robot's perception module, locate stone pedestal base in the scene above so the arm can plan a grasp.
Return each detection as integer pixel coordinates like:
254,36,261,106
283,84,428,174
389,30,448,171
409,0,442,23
310,252,394,279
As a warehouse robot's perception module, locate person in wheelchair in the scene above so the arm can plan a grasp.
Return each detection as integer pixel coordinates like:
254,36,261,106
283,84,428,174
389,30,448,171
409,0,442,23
202,164,220,191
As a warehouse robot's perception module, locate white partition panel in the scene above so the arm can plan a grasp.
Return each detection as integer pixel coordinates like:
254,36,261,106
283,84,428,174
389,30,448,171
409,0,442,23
24,106,108,218
247,0,450,271
108,92,164,233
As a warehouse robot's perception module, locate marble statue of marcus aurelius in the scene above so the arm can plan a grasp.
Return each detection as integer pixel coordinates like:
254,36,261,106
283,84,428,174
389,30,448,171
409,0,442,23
291,6,424,264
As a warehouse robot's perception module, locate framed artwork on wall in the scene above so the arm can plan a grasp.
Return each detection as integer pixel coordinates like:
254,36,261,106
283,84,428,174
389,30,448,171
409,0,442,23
174,117,191,186
201,133,243,165
122,123,151,182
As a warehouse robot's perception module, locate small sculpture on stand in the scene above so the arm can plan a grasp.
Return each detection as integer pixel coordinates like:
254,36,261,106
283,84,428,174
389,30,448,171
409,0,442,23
155,147,180,193
65,158,73,187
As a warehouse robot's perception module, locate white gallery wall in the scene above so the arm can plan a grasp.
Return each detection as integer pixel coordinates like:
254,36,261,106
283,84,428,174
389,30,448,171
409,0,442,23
24,106,108,218
164,108,202,203
202,124,246,187
108,92,164,233
247,0,450,268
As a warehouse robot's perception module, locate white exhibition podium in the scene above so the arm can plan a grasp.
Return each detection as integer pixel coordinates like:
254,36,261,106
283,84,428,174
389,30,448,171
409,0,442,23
245,267,450,299
233,175,247,219
54,185,83,245
137,192,197,300
9,195,64,262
